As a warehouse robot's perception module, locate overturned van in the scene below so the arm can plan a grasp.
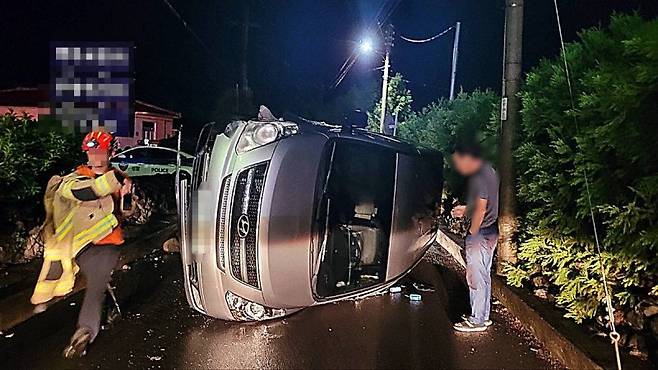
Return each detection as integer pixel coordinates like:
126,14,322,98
178,111,443,321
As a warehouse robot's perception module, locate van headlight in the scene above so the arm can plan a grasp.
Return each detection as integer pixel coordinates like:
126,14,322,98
225,291,287,321
236,121,298,154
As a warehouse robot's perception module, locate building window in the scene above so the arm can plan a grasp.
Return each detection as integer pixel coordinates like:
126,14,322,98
143,121,155,141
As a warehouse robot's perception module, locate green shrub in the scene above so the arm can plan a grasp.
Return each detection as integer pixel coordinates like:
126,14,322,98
508,15,658,322
397,89,499,200
0,112,83,226
367,73,413,132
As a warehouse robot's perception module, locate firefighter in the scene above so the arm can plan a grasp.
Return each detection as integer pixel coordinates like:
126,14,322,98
30,131,134,358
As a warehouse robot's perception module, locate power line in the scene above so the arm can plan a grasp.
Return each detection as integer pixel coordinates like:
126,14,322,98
161,0,212,54
332,54,358,89
552,1,622,369
331,0,401,89
399,25,454,43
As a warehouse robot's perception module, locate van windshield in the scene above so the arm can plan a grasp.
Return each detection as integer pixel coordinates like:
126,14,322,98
314,139,396,298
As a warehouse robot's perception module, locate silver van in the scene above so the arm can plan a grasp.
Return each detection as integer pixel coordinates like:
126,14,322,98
178,113,443,321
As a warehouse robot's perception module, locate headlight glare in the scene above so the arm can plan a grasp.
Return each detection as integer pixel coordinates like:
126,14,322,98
225,291,287,321
253,123,279,145
245,302,266,320
236,121,298,154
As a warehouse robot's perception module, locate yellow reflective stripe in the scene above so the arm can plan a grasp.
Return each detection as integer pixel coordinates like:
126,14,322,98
72,214,118,248
73,214,115,243
55,211,75,240
56,222,73,241
95,175,111,194
56,211,74,233
73,222,115,249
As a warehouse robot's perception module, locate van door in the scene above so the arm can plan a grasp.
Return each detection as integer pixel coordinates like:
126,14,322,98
386,151,443,280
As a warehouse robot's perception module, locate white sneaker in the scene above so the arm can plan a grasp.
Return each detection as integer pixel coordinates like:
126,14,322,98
461,315,493,327
453,319,488,332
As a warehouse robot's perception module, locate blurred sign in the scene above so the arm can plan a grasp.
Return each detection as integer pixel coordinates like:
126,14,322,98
500,97,508,121
51,42,133,136
386,114,396,130
385,114,397,135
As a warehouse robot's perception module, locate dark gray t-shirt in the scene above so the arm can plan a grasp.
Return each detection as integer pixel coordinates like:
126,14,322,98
467,162,499,229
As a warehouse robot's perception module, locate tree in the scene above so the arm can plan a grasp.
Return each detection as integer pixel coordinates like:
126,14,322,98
0,112,82,208
366,73,413,132
505,15,658,323
0,112,83,263
397,89,499,201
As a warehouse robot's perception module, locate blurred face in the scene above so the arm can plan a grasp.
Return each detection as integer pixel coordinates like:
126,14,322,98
451,152,482,176
86,148,111,175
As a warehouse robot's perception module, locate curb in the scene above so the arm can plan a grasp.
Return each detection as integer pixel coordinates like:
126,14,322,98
490,276,602,369
0,224,177,332
433,228,648,370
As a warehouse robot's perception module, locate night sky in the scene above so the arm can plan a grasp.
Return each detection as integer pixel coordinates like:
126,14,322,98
2,0,657,128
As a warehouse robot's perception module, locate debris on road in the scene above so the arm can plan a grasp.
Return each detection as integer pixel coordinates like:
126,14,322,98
412,282,435,292
162,237,180,253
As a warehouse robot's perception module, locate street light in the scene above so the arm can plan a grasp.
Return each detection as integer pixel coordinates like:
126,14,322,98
355,26,394,134
358,39,374,54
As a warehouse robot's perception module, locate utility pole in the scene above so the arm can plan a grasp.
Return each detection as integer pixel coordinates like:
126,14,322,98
449,21,461,101
379,24,395,134
498,0,524,275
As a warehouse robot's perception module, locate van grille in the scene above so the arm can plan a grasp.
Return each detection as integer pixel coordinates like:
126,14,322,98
216,175,232,271
229,162,268,289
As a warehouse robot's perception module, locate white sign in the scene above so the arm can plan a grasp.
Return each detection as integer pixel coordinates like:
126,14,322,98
501,97,508,121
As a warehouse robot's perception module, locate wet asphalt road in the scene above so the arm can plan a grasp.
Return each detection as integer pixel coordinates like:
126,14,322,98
1,253,561,369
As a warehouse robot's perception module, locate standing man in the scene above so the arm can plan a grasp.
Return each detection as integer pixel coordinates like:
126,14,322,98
450,143,499,332
31,131,134,357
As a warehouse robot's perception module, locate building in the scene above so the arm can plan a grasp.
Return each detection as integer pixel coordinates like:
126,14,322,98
0,86,180,149
0,87,50,119
121,100,181,149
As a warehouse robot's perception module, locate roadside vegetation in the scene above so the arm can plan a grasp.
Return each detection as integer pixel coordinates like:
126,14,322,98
366,73,413,132
507,15,658,356
390,14,658,358
0,112,176,266
397,89,499,202
0,112,83,264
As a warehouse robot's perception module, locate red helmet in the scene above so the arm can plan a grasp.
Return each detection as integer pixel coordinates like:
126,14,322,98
82,131,114,151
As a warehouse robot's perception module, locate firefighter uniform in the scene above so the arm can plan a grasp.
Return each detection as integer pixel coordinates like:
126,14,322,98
31,165,127,340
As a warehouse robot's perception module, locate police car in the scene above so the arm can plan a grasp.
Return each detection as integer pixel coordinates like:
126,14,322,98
110,146,193,178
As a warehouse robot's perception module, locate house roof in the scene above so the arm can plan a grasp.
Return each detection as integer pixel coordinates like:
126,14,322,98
0,86,49,106
135,100,181,118
0,86,181,119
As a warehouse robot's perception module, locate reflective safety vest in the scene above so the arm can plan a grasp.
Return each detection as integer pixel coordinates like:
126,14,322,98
31,166,124,305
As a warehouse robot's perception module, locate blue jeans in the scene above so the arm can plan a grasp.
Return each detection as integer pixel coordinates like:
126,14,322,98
465,231,497,325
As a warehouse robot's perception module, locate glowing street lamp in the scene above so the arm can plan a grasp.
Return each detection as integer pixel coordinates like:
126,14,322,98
357,26,394,134
358,39,374,54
